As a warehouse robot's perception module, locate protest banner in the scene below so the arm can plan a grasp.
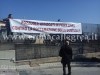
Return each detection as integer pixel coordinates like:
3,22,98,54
10,19,82,34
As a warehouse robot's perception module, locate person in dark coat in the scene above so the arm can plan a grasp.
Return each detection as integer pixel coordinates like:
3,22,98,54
59,40,73,75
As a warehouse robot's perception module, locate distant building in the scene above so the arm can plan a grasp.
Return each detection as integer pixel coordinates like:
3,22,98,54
0,20,5,26
0,20,6,30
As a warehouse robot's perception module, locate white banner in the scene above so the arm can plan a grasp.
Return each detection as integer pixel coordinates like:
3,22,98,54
9,19,82,34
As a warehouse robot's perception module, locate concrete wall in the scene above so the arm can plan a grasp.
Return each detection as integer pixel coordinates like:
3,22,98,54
0,43,15,50
0,42,99,61
15,44,60,61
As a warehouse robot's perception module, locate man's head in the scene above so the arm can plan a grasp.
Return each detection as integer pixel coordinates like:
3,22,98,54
63,40,69,45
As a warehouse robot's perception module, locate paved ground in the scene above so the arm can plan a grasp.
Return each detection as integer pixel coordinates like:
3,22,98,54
0,67,99,75
0,71,19,75
0,62,100,75
27,67,100,75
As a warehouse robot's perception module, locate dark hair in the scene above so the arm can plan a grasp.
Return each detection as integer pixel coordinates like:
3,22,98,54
63,39,69,45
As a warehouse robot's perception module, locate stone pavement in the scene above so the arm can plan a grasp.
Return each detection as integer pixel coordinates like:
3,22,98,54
0,62,100,75
18,62,100,75
0,71,19,75
28,67,100,75
19,62,100,75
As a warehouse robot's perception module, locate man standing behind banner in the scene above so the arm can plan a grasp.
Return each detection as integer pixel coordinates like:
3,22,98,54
59,40,73,75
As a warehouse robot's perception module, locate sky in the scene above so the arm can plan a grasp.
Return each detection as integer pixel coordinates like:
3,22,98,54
0,0,100,24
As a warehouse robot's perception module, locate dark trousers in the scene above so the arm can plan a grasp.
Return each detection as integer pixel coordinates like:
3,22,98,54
62,62,71,75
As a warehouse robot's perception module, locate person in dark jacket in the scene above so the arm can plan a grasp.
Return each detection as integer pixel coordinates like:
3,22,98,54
59,40,73,75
